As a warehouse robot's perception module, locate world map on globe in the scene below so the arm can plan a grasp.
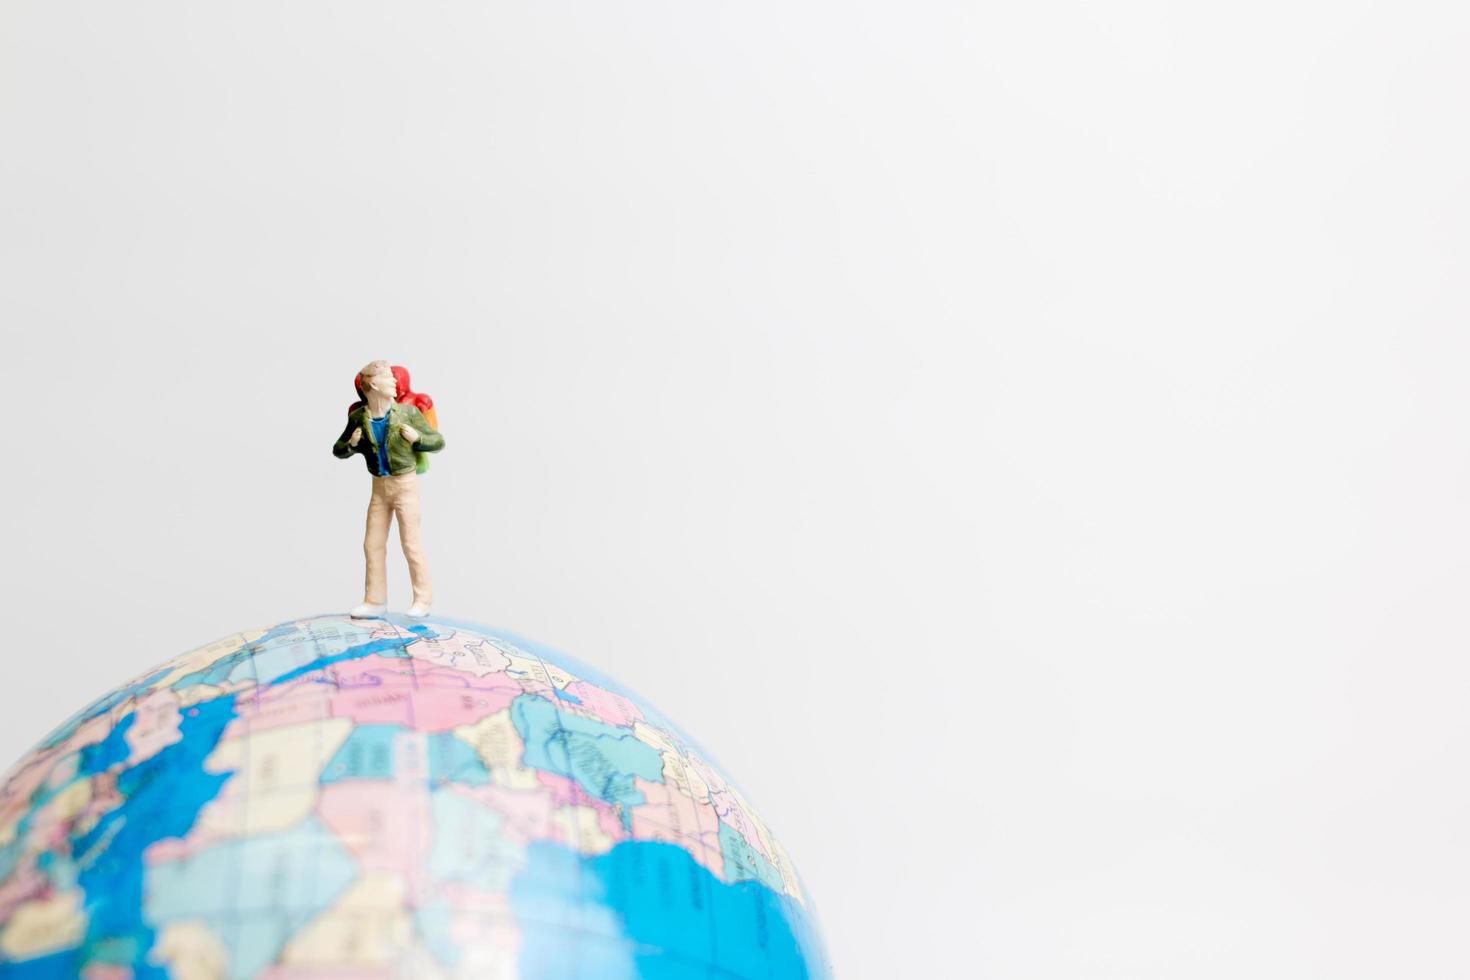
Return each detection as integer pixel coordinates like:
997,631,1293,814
0,615,831,979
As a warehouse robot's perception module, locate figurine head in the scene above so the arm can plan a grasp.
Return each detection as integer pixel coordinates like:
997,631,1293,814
357,360,398,400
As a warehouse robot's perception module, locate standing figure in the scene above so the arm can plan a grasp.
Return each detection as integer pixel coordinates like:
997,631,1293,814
332,360,445,618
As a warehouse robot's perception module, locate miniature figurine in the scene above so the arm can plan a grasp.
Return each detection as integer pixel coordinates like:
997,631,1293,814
333,360,445,618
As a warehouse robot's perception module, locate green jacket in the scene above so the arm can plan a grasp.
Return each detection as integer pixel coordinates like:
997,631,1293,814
333,402,444,476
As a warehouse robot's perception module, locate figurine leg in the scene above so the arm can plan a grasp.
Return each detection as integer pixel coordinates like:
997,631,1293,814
392,473,433,609
363,477,393,605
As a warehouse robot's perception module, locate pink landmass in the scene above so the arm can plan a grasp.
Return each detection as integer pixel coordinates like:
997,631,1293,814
124,690,183,765
327,656,420,726
221,679,335,740
327,657,520,731
560,682,645,729
78,772,122,835
0,858,44,922
630,777,723,876
527,772,628,845
404,675,524,733
316,780,431,886
535,771,591,808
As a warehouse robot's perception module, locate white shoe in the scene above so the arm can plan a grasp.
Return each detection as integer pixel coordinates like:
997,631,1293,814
406,602,431,619
350,602,387,619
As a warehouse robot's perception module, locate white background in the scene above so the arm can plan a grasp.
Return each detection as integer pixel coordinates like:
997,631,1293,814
4,1,1470,977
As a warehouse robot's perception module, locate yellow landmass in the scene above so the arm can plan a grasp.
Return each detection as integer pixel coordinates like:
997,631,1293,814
633,721,678,756
282,873,413,965
453,711,542,789
175,684,227,708
153,921,229,980
406,631,511,677
155,630,266,687
552,805,615,855
199,718,354,835
0,892,84,958
502,651,577,690
42,778,92,825
771,837,805,903
660,751,710,803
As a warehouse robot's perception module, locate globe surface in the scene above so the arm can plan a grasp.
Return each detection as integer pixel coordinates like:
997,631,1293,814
0,615,830,978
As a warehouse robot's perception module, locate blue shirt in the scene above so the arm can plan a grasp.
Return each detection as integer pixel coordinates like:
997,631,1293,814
370,415,391,476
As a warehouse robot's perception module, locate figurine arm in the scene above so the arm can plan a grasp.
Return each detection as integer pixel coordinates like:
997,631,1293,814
407,408,444,453
332,416,359,459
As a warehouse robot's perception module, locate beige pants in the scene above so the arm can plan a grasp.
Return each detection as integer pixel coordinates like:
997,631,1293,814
363,472,432,606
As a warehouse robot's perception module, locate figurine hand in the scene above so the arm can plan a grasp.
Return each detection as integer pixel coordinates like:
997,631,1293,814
400,425,420,444
348,427,363,447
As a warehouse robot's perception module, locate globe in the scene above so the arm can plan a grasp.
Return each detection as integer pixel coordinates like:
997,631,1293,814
0,615,831,978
